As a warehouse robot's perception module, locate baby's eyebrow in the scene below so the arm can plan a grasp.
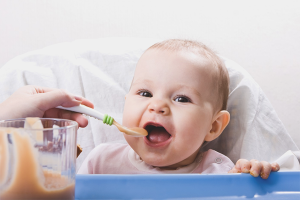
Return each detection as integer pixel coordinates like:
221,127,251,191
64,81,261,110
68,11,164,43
175,84,202,97
131,79,153,87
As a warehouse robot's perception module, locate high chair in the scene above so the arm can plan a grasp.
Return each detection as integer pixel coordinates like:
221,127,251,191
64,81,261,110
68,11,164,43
0,37,299,199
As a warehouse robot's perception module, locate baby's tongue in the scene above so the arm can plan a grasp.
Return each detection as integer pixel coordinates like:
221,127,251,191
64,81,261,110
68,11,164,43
147,127,170,143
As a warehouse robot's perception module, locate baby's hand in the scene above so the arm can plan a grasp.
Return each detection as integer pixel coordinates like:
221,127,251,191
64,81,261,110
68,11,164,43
228,159,280,179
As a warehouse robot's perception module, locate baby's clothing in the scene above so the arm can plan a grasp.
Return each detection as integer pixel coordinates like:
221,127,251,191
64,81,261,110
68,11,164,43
77,143,234,174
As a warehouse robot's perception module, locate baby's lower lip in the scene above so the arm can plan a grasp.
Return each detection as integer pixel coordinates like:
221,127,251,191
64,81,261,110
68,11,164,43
143,135,172,148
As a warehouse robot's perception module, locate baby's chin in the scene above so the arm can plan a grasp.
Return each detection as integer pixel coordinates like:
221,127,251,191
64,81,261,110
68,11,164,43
140,154,181,169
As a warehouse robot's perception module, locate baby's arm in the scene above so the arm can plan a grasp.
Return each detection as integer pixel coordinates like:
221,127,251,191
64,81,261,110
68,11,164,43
228,159,280,179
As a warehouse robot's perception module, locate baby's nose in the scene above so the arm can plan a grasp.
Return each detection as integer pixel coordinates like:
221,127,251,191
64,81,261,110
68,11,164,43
148,99,170,115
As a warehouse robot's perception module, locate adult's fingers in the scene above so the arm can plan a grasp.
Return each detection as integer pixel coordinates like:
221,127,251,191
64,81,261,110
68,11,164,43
36,89,82,111
81,98,94,109
43,108,89,128
29,86,94,111
249,159,262,177
32,86,93,127
21,85,94,109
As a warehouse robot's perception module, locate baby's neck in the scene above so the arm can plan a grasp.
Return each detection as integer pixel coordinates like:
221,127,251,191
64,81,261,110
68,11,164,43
155,148,201,170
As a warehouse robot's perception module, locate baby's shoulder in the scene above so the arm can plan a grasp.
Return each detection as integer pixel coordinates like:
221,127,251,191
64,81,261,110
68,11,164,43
78,142,131,174
85,142,130,165
202,149,233,163
198,149,234,173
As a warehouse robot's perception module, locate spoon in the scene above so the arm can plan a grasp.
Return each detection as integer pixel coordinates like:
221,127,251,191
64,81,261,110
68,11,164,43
56,105,148,137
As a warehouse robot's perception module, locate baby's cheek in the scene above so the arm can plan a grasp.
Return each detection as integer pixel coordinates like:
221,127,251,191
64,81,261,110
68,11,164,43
123,97,147,127
122,113,132,127
177,125,204,149
179,121,208,151
122,103,137,126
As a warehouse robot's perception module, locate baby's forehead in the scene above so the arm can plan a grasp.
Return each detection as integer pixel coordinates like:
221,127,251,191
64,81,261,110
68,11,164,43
135,49,218,83
139,49,217,78
141,48,215,67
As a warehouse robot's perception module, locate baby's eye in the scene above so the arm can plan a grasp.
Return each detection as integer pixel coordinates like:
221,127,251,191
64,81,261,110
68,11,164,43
174,95,191,103
137,90,152,97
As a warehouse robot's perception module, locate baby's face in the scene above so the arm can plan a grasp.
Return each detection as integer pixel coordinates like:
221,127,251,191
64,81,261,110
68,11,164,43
123,49,217,169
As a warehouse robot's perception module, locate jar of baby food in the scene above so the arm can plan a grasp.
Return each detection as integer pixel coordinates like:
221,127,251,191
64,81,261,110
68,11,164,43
0,118,77,200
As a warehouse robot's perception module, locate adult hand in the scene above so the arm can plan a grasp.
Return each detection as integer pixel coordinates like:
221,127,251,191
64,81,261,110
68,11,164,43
0,85,94,127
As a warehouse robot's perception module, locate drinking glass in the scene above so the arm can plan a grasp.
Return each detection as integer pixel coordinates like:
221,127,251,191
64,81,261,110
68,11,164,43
0,118,77,200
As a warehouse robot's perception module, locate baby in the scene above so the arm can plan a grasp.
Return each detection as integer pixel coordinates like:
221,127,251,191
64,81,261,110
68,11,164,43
78,39,279,177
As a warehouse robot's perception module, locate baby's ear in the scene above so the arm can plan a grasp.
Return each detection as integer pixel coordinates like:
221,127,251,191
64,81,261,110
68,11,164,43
205,110,230,142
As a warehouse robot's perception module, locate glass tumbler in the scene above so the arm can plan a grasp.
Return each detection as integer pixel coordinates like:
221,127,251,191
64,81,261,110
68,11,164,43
0,118,77,200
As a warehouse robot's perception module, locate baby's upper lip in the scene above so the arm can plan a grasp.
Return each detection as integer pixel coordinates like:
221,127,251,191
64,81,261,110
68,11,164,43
143,121,172,136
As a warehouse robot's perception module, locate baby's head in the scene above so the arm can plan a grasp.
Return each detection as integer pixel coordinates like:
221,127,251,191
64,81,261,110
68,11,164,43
122,39,230,169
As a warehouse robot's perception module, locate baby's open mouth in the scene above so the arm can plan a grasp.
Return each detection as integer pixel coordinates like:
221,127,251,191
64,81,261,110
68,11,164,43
145,123,171,143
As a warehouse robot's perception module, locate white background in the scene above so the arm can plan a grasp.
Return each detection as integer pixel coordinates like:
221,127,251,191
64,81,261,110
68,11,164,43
1,0,299,148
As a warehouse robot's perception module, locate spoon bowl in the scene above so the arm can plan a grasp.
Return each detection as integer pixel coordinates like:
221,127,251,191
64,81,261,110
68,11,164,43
56,105,148,137
113,121,148,137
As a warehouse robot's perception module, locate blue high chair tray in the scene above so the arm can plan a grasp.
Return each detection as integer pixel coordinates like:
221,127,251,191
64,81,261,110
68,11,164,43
75,171,300,199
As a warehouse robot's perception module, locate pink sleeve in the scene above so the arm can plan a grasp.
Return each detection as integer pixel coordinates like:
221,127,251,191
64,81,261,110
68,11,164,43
77,143,133,174
77,151,94,174
193,149,234,174
77,144,104,174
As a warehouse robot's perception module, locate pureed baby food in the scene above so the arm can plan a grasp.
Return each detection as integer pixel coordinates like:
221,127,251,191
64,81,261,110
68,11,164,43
0,118,76,200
